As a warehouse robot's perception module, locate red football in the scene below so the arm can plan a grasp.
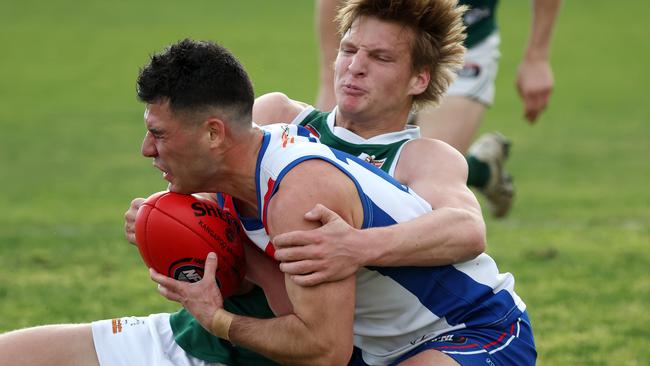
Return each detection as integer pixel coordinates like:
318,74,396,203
135,191,246,298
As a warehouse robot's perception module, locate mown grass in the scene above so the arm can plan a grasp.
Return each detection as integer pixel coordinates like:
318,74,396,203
0,0,648,364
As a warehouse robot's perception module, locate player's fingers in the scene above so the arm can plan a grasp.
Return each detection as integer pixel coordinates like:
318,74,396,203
290,272,328,287
149,267,179,290
274,244,316,261
156,283,182,302
305,203,341,224
273,231,314,249
525,91,550,123
278,259,324,276
124,198,144,244
126,231,137,245
130,197,146,209
202,252,218,281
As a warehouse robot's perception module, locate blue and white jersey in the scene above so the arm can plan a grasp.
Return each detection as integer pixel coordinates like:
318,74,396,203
238,123,526,366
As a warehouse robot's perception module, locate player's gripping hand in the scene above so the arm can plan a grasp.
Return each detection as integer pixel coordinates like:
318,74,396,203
124,197,146,245
150,252,225,335
273,204,364,287
124,197,144,245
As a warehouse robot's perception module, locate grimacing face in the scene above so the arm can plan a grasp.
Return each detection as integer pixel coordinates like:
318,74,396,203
141,101,217,194
334,16,428,122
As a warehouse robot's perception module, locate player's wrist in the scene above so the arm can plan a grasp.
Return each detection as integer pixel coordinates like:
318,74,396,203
362,226,393,267
210,308,234,340
523,45,550,63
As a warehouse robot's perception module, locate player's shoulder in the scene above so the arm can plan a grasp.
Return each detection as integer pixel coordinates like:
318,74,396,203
402,138,466,166
397,137,468,183
253,92,309,125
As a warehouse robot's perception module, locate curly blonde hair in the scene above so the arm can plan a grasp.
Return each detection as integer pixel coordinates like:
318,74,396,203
337,0,467,107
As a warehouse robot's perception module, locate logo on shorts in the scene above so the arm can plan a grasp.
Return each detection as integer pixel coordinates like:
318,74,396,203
111,318,123,334
458,63,481,78
431,334,467,344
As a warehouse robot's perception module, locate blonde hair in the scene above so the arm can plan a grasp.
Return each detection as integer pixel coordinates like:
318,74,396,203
337,0,467,107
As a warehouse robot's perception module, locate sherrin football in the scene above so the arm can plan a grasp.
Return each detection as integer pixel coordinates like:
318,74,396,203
135,191,246,298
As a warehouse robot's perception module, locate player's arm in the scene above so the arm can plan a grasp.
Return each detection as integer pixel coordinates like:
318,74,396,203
373,138,486,266
151,160,357,365
273,138,485,286
517,0,562,122
252,92,309,125
230,160,357,364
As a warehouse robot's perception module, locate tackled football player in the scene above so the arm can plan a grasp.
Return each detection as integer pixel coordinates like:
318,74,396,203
124,0,490,364
140,37,534,365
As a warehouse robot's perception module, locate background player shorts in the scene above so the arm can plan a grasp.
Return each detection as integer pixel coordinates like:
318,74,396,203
91,313,226,366
446,32,501,106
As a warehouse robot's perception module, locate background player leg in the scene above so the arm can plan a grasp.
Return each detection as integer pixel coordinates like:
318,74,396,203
416,96,486,154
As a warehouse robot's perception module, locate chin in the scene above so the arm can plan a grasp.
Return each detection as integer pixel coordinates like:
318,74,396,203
337,99,363,113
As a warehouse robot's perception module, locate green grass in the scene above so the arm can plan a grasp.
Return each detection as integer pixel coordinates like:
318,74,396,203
0,0,648,364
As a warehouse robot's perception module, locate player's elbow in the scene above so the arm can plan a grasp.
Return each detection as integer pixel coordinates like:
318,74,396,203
309,340,353,366
304,326,353,366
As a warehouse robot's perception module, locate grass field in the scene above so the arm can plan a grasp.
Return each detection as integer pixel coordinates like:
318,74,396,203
1,0,648,364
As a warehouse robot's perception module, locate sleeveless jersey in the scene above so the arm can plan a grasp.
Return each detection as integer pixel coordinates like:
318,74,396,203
168,108,416,363
237,123,526,365
290,106,419,176
461,0,499,48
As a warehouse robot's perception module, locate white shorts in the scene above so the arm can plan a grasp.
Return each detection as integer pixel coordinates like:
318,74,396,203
91,313,225,366
446,32,501,106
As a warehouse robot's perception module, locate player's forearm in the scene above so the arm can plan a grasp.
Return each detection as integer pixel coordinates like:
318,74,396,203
364,208,485,267
525,0,562,61
221,312,346,366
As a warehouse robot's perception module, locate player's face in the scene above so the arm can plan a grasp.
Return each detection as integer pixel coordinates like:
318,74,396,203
141,101,216,194
334,16,428,122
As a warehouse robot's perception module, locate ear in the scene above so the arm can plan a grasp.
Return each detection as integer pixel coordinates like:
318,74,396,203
408,68,430,96
205,117,226,148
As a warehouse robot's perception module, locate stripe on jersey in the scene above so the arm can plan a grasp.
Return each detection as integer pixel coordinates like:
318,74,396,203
369,263,522,328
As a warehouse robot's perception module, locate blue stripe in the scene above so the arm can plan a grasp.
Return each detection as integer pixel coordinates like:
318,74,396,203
362,196,398,229
267,155,373,230
255,131,271,220
238,215,264,231
215,192,225,208
327,147,409,193
368,266,522,327
296,125,319,142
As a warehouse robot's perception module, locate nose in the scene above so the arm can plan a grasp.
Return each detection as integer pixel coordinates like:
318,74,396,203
141,131,157,157
347,52,367,76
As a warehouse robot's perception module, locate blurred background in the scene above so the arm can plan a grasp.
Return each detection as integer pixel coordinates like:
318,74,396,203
0,1,648,364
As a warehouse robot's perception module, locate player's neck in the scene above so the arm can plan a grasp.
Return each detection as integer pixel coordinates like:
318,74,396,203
210,128,263,211
335,107,410,139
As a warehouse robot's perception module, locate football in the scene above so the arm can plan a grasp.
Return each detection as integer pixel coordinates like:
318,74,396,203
135,191,246,298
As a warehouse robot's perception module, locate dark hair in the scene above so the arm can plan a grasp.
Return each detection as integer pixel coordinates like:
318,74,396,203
137,38,254,124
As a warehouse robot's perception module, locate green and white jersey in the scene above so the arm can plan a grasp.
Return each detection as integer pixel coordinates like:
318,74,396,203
291,106,420,176
460,0,499,48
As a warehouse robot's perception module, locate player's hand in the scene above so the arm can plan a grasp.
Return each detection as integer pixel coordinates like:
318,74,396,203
150,252,224,330
516,58,554,123
273,204,364,286
124,197,145,245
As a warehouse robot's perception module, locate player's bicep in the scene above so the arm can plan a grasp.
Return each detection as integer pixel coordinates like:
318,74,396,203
265,160,358,352
266,159,363,235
